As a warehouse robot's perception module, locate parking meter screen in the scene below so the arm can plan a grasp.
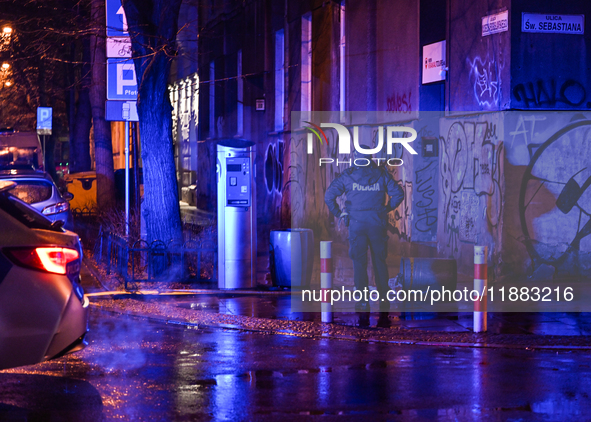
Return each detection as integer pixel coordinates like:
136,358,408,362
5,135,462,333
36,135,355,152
226,157,251,206
226,164,242,172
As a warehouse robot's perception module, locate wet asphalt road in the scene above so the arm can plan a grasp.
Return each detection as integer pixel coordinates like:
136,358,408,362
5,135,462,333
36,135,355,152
1,308,591,421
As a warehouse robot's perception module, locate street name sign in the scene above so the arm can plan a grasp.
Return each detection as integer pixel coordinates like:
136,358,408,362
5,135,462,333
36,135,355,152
107,58,138,100
482,10,509,37
522,13,584,34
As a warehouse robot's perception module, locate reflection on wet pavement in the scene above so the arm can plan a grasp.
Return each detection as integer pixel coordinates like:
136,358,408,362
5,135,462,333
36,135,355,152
2,309,591,421
170,294,591,335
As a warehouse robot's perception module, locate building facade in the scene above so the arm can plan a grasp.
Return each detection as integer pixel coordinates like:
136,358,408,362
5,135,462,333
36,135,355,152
171,0,591,282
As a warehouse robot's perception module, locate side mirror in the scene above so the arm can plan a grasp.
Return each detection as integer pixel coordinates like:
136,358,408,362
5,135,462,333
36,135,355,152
50,219,65,229
63,192,74,201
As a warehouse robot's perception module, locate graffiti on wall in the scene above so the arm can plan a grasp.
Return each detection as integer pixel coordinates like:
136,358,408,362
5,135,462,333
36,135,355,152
264,140,284,195
518,116,591,274
368,125,414,241
513,79,591,109
439,119,504,258
415,160,437,234
467,55,503,108
288,130,342,236
386,90,413,114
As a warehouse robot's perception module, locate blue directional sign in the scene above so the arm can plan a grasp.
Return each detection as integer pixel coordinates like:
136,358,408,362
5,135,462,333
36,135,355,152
106,0,128,37
36,107,52,135
107,59,138,100
105,100,139,122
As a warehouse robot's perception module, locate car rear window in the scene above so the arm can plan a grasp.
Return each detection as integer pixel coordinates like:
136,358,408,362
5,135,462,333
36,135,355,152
0,191,61,232
9,180,53,204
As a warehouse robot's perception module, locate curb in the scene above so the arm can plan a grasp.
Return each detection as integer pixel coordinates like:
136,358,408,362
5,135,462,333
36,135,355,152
88,302,591,351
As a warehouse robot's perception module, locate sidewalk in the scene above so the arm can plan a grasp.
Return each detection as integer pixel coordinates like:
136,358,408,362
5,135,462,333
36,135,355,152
81,257,591,350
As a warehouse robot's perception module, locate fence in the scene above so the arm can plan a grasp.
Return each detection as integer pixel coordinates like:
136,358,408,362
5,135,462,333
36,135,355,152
93,222,217,290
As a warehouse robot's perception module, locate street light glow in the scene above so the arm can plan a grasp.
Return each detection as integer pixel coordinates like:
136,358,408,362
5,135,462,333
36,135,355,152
1,63,9,70
2,27,12,35
4,81,12,87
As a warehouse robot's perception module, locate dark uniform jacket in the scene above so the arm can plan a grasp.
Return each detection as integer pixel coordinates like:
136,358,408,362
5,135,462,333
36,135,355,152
324,163,405,227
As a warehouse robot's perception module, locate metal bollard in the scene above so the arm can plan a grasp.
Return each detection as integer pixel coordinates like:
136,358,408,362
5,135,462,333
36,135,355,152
320,241,333,323
474,246,488,333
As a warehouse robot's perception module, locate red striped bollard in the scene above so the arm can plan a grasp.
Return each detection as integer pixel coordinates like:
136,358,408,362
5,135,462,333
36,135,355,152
320,241,333,323
474,245,487,333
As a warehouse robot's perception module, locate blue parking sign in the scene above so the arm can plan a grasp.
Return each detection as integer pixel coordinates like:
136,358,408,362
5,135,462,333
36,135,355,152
36,107,52,135
107,59,138,100
106,0,128,37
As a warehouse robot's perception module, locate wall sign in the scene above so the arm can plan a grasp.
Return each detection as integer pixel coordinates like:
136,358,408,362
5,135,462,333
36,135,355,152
482,10,508,37
422,40,446,84
522,13,584,34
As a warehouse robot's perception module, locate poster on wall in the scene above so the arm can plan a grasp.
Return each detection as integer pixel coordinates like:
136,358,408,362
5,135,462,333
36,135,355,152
422,40,446,84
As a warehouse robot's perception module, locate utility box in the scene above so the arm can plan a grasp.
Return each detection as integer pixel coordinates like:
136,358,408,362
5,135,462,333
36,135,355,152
216,139,257,289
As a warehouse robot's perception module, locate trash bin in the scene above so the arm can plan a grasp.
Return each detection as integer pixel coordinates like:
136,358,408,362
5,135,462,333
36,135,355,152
64,171,97,211
399,257,457,291
270,228,314,288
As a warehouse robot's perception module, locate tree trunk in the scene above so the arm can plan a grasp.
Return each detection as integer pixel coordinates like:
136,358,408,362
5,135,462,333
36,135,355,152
70,39,93,173
90,0,115,210
123,0,183,242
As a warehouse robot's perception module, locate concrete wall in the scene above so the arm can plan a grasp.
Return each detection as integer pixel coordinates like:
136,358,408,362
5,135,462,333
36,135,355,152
449,0,511,111
437,113,505,277
347,0,419,116
438,111,591,280
503,111,591,278
510,1,591,111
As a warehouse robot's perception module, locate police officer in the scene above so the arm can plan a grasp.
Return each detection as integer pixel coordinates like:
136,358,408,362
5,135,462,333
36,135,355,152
324,148,404,312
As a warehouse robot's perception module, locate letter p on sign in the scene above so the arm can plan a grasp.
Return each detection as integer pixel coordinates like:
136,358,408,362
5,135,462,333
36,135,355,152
36,107,52,135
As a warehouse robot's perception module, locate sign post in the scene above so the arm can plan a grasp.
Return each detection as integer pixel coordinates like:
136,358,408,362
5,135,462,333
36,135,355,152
106,0,137,236
36,107,52,170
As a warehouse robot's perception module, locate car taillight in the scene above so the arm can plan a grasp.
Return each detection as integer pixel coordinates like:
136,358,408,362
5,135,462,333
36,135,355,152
42,201,70,216
4,247,79,274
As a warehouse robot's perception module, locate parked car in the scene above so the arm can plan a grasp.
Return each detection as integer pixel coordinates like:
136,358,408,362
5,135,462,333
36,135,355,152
0,169,74,230
0,180,88,370
0,129,44,171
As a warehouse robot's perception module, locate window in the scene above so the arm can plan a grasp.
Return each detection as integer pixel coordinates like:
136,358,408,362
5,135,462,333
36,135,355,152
274,29,285,132
340,1,346,121
237,50,243,137
209,61,215,138
301,13,312,123
10,180,53,204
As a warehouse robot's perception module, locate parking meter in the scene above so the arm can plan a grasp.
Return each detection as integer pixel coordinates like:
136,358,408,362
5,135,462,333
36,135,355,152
216,139,257,289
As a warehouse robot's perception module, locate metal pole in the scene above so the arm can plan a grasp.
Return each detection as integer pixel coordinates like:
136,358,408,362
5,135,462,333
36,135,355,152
42,135,46,170
320,241,333,323
125,121,130,237
474,246,488,333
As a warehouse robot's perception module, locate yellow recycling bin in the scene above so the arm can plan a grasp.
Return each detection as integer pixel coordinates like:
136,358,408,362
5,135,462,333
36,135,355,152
64,171,97,212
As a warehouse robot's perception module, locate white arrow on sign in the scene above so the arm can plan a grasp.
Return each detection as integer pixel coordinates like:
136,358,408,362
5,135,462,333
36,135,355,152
117,6,128,32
